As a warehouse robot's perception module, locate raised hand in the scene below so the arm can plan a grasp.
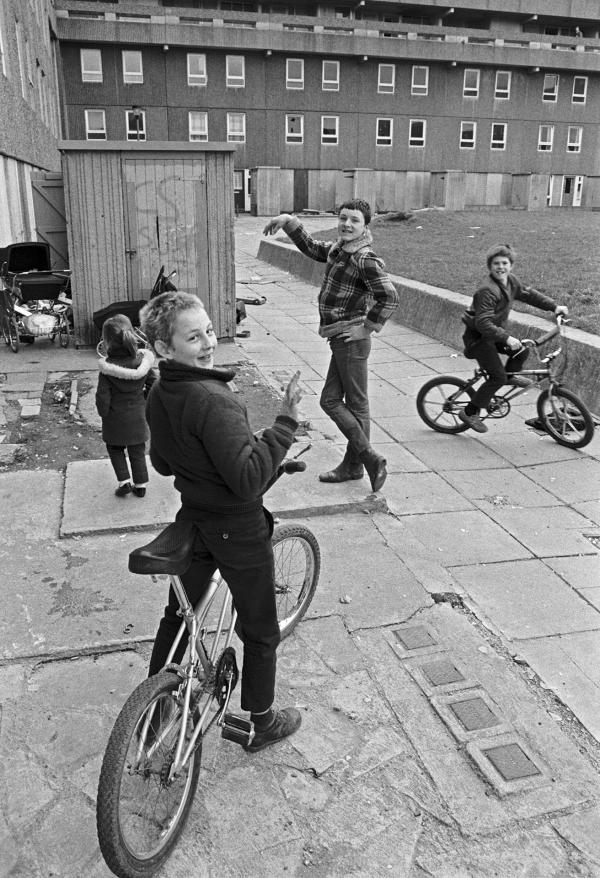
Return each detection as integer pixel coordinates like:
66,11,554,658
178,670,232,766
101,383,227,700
280,370,302,421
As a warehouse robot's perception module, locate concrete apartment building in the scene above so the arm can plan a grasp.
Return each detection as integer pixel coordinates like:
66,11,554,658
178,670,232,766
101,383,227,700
0,0,63,246
53,0,600,215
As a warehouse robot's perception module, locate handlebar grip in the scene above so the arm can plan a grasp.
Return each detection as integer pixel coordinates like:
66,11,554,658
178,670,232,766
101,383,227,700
535,325,560,347
282,459,306,474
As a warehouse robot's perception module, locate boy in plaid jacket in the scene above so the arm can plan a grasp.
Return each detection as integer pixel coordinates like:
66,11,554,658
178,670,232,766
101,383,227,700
264,200,399,492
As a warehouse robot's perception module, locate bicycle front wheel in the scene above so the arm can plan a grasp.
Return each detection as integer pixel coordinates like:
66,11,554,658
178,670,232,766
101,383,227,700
273,524,320,638
537,387,595,449
97,672,201,878
416,376,473,433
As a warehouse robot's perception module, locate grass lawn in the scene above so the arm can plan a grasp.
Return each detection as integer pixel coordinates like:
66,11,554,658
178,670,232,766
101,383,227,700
314,208,600,335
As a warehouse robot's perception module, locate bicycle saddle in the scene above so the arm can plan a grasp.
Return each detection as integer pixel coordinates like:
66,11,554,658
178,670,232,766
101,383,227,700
129,521,196,576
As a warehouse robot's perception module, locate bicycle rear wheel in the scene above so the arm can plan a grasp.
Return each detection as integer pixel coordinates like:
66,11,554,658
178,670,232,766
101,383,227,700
416,376,473,433
537,387,594,449
97,671,201,878
272,524,320,638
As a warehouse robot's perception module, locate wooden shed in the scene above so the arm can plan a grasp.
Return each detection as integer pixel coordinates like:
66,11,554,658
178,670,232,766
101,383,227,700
59,141,237,347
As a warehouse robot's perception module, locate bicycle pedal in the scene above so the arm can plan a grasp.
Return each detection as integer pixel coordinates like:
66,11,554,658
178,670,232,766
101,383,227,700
221,713,254,746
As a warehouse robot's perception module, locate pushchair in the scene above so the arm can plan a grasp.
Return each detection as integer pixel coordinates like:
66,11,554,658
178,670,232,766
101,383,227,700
0,242,72,352
93,265,177,356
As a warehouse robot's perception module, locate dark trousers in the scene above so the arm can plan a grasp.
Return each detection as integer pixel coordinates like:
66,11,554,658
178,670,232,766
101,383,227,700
320,335,371,467
466,338,529,412
148,506,281,714
106,442,148,485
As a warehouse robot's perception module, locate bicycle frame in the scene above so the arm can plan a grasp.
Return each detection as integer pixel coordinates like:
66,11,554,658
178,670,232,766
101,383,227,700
139,570,237,778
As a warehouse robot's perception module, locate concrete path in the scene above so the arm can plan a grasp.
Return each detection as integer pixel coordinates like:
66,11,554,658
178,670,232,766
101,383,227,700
0,216,599,877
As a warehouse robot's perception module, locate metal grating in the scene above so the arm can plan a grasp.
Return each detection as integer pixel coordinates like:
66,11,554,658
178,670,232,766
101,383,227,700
482,743,542,781
394,625,437,650
420,658,465,687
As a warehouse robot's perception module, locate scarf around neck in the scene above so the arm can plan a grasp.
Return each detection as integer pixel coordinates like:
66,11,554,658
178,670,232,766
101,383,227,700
337,228,374,254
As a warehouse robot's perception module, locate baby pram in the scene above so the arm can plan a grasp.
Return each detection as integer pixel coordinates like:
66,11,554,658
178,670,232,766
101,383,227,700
0,242,72,352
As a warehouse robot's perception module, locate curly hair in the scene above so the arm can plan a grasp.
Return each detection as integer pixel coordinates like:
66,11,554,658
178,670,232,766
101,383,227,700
486,243,516,269
338,199,372,226
139,291,204,351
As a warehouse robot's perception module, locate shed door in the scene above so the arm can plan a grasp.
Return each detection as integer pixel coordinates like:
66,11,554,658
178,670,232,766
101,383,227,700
121,157,209,307
30,172,69,268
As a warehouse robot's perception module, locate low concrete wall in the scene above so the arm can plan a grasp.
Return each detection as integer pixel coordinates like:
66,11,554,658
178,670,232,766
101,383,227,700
257,238,600,417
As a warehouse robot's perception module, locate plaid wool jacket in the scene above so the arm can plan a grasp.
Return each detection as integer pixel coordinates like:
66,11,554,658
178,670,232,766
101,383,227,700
285,219,399,338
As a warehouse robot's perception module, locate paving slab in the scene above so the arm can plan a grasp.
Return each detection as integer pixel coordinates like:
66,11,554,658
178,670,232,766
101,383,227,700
384,471,475,516
403,435,511,471
481,504,598,557
397,509,533,566
441,467,562,508
574,499,600,526
61,457,180,536
476,431,587,467
552,806,600,868
523,457,600,504
375,441,429,473
0,469,62,541
360,604,600,834
516,632,600,743
0,530,167,660
451,558,600,640
544,554,600,591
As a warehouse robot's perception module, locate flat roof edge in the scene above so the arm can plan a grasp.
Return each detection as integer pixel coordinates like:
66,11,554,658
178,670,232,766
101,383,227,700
58,140,237,153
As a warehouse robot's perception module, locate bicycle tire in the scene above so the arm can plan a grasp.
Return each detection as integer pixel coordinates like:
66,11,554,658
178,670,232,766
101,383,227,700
272,524,320,638
7,313,19,353
536,387,595,449
97,672,201,878
1,310,10,346
416,376,474,434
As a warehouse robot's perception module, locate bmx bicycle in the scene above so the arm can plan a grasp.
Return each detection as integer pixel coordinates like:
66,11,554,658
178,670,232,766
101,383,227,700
96,451,320,878
416,315,595,449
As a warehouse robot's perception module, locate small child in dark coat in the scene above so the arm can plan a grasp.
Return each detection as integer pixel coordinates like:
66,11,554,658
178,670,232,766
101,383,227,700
95,314,156,497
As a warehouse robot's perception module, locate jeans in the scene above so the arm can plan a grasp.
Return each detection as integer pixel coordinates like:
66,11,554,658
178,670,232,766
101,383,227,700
466,338,529,412
106,443,148,485
320,335,371,467
148,506,280,714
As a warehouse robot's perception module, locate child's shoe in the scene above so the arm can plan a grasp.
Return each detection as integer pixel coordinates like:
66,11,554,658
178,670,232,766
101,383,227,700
132,485,146,498
245,707,302,753
115,482,132,497
459,410,488,433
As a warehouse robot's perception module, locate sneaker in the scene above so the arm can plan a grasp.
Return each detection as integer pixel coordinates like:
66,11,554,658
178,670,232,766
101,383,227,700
458,410,488,433
132,486,146,497
245,707,302,753
506,375,534,389
115,482,132,497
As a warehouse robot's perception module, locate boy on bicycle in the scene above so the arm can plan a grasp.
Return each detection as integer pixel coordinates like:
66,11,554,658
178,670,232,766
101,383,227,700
139,291,303,752
460,244,568,433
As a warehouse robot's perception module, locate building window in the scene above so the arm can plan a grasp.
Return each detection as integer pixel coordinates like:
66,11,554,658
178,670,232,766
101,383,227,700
85,109,106,140
187,53,207,86
321,115,338,144
322,60,339,91
542,74,559,102
376,118,392,146
409,119,425,147
572,76,587,104
286,114,303,143
227,112,246,142
490,122,506,150
126,109,146,140
567,126,582,153
411,65,428,96
226,55,245,88
460,121,476,149
286,58,304,89
80,48,102,82
189,110,208,141
122,51,143,84
378,64,395,94
537,125,554,152
494,70,510,100
463,69,480,98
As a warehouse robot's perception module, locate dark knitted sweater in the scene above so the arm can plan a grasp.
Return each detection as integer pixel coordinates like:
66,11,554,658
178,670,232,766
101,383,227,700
145,360,298,513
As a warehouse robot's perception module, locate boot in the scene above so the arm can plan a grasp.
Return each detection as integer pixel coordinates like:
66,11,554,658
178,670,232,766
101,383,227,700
358,449,387,493
245,707,302,753
319,462,364,483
